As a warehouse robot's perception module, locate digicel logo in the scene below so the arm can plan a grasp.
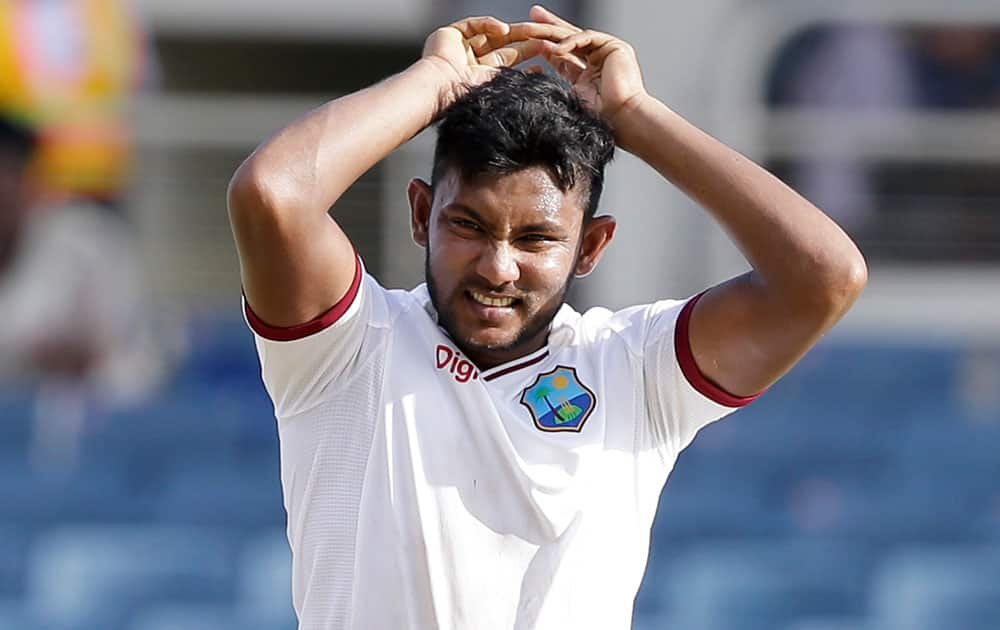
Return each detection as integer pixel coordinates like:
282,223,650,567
436,345,480,383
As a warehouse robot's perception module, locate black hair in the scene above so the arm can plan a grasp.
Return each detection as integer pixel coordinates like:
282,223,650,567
432,68,615,219
0,115,37,164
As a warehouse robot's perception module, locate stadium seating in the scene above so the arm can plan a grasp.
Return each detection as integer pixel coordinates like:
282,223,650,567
128,604,238,630
0,529,26,600
128,603,296,630
152,463,285,531
236,529,295,621
785,618,871,630
658,538,870,629
0,601,41,630
0,388,33,450
653,461,791,542
24,525,235,628
0,455,143,527
870,546,1000,630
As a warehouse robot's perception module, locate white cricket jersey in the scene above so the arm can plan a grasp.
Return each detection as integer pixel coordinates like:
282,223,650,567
245,258,761,630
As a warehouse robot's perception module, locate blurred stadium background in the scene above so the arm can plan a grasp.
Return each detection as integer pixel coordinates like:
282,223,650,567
1,0,999,629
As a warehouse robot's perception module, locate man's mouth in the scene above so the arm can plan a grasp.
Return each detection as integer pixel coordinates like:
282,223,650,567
468,290,517,308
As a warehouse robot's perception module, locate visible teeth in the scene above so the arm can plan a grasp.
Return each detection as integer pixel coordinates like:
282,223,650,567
470,291,514,307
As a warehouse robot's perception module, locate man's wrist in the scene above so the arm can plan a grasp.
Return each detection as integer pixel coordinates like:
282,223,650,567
609,92,667,154
411,57,466,120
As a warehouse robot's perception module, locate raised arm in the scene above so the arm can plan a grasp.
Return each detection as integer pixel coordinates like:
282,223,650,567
227,17,548,327
532,5,868,397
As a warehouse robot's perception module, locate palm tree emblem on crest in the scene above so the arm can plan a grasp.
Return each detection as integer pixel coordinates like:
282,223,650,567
519,366,596,433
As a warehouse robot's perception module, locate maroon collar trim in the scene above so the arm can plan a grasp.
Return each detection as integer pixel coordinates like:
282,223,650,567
482,351,550,382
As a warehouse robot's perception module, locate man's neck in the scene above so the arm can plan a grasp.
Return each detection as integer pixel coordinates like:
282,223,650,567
459,329,551,372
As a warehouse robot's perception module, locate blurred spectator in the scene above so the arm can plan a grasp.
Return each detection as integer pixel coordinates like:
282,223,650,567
0,0,153,206
770,25,1000,243
0,1,165,471
912,27,1000,109
771,25,916,111
770,24,915,232
770,25,1000,111
0,116,163,469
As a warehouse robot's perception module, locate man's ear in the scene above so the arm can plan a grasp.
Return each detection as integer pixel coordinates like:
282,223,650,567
408,178,434,248
575,215,617,278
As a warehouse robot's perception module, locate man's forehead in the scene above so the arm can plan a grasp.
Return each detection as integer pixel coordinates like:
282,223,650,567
435,166,584,221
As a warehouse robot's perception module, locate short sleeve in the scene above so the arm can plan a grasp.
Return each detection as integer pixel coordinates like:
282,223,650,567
243,256,389,418
616,293,765,456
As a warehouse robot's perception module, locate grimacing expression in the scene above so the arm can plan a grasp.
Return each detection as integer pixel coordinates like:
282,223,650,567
410,166,615,370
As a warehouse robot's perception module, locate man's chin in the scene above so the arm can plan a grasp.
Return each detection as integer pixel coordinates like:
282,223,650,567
445,304,560,363
458,329,523,354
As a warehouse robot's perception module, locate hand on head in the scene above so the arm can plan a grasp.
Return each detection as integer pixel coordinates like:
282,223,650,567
422,5,648,123
421,15,546,109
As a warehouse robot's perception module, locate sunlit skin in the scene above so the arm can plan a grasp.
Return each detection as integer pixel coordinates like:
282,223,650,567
408,166,616,370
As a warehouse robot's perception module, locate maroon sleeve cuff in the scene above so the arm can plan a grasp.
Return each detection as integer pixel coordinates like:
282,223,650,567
245,254,363,342
674,292,765,408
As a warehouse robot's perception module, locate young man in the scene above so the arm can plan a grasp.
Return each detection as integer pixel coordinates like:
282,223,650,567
228,7,867,629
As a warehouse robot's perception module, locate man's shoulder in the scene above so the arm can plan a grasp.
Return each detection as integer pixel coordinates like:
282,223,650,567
553,303,622,348
363,276,429,319
561,298,690,352
581,298,689,327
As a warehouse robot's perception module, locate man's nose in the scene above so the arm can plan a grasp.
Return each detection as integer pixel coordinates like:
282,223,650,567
475,242,520,286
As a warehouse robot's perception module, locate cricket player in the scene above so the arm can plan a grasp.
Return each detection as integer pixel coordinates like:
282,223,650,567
227,6,868,629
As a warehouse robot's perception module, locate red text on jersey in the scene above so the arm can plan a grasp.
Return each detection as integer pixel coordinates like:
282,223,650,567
436,345,480,383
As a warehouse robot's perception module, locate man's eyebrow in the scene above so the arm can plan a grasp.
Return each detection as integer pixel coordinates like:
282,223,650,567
518,220,565,234
443,203,567,234
443,203,489,226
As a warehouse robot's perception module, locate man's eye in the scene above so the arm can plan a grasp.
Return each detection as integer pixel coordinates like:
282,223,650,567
521,234,551,242
452,219,481,231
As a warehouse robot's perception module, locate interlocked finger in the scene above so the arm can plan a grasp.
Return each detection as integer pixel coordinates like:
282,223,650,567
450,15,510,40
552,30,617,57
506,22,576,45
478,39,545,68
584,38,633,68
464,21,567,59
467,33,490,56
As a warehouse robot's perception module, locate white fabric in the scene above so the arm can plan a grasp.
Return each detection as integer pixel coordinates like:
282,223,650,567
249,269,743,630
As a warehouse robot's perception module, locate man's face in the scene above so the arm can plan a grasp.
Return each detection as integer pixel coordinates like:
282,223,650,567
413,166,592,368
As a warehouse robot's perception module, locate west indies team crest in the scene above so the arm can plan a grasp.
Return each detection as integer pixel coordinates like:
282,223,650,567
519,366,596,433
